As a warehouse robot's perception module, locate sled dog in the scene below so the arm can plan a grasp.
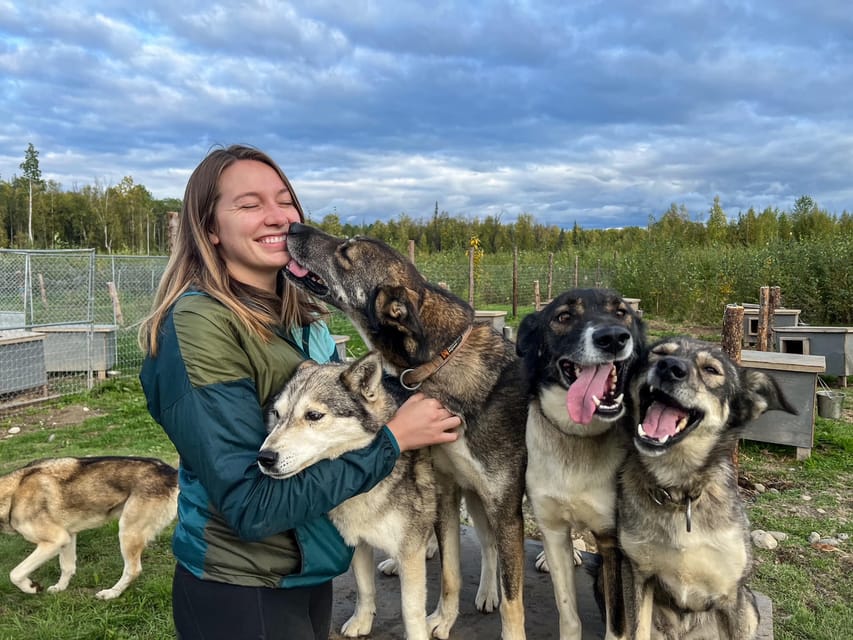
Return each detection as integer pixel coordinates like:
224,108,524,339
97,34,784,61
619,337,795,639
516,288,645,639
283,222,529,640
0,456,178,599
258,352,436,640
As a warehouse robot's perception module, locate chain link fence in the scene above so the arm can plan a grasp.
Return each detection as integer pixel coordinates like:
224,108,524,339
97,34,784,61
0,249,610,410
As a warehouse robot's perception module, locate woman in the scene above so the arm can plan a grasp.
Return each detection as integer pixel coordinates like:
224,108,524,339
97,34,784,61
139,145,460,639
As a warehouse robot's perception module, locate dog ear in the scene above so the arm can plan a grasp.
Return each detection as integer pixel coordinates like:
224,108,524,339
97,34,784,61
733,368,798,424
516,311,543,358
298,359,319,371
341,352,384,402
370,285,424,339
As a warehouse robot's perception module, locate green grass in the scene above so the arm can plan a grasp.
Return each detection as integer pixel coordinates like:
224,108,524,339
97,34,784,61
1,322,851,639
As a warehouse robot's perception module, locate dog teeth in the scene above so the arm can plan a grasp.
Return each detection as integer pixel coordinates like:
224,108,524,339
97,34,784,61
637,423,646,437
659,434,670,444
592,395,601,407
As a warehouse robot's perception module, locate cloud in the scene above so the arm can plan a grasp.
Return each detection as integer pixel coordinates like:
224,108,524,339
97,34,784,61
1,1,852,230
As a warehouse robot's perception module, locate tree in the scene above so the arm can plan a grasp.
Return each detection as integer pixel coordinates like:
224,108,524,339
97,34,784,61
19,143,42,245
706,195,728,243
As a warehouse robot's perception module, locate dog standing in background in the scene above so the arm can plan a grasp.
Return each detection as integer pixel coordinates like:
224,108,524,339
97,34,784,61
619,337,795,639
0,456,178,599
283,222,529,640
516,288,645,640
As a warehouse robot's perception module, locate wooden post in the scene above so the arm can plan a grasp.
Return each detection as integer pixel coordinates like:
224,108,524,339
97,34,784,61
512,247,518,319
533,280,541,310
757,286,779,352
107,281,124,325
167,211,179,254
408,239,415,265
468,248,475,307
38,274,48,308
573,254,579,288
721,305,744,363
547,252,554,300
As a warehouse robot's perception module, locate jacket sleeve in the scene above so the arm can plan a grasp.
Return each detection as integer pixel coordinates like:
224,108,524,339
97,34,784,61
144,306,399,542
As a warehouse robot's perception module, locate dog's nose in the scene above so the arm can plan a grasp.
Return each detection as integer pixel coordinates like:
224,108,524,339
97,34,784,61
592,326,631,355
257,450,278,469
656,357,688,380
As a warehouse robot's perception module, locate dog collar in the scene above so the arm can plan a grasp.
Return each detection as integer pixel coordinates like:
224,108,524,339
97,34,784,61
399,325,474,391
650,487,702,533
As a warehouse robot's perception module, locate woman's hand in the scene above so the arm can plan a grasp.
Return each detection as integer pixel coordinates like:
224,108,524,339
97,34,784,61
386,392,461,452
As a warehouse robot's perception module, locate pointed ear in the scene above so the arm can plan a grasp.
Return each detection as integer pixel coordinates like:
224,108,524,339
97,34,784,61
341,351,384,402
370,285,424,339
298,359,319,371
516,311,543,358
733,368,798,425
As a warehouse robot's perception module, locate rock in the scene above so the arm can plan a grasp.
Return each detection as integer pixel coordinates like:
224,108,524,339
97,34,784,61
8,426,21,434
838,533,849,542
751,530,778,550
769,488,780,495
768,531,788,542
754,483,766,493
808,532,821,544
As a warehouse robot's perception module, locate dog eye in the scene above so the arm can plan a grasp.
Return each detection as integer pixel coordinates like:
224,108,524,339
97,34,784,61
556,312,572,323
703,365,722,375
272,409,280,420
305,410,325,421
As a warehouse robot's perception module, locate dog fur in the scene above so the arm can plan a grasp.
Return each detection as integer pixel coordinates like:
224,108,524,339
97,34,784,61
258,353,436,640
618,336,796,639
517,288,645,640
283,222,529,640
0,456,178,599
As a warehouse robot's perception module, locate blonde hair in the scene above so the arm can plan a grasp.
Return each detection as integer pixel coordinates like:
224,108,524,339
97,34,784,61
139,144,325,355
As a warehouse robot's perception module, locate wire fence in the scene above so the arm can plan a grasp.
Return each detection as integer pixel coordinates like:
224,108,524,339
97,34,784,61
0,249,610,410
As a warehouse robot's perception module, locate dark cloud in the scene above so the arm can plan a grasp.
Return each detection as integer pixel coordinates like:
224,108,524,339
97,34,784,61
1,1,852,230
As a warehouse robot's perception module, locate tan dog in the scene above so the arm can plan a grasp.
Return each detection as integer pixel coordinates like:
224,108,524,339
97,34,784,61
0,456,177,599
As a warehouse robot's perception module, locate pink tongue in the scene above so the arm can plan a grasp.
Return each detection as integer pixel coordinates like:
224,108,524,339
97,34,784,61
566,364,613,425
642,402,687,439
286,261,309,278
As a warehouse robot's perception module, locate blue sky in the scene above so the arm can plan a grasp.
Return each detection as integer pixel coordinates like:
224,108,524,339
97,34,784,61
1,1,852,230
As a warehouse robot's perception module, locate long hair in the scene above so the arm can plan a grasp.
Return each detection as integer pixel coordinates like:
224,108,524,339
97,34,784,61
139,145,325,355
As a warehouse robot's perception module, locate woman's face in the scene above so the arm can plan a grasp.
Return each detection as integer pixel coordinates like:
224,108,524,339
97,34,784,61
209,159,301,292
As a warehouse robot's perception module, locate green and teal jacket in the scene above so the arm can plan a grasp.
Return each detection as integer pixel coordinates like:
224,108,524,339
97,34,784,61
140,292,400,588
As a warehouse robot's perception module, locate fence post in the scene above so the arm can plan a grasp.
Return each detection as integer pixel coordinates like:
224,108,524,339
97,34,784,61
721,304,744,362
547,252,554,300
574,254,579,288
534,280,541,310
512,247,518,318
468,248,475,307
408,240,415,265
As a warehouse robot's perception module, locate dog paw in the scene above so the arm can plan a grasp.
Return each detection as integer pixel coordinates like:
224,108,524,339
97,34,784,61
427,611,457,640
573,547,584,566
341,612,375,637
377,557,399,576
46,584,68,594
534,550,550,573
12,579,40,594
474,584,500,613
95,588,121,600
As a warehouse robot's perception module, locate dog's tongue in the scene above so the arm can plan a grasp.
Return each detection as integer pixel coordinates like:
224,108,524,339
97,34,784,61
642,401,687,439
286,260,309,278
566,364,613,425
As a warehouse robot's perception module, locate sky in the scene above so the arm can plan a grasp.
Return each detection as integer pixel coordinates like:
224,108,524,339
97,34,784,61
1,1,852,230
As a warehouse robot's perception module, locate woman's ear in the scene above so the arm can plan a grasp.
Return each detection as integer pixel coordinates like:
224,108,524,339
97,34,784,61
208,229,220,245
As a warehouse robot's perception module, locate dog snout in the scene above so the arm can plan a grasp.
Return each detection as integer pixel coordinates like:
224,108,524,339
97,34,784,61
655,356,688,381
592,326,631,355
257,449,279,469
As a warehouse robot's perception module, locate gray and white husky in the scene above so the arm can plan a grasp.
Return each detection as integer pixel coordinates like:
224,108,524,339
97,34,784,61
619,337,795,639
258,352,436,640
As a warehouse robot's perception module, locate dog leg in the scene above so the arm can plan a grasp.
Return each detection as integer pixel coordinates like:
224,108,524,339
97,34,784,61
9,522,70,594
47,533,78,593
397,547,430,640
378,530,438,575
463,490,500,613
597,536,626,640
632,575,655,640
716,586,759,640
493,507,527,640
427,480,462,640
539,524,582,640
341,542,377,637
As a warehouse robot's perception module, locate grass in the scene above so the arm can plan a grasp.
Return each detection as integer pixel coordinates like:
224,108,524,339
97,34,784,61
1,317,851,639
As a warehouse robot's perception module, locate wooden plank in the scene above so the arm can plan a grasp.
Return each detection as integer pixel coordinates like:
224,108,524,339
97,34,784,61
740,350,825,373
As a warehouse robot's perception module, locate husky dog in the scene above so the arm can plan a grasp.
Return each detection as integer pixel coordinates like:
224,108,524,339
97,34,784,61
516,288,645,640
0,456,178,599
283,222,529,640
619,337,795,639
258,352,437,640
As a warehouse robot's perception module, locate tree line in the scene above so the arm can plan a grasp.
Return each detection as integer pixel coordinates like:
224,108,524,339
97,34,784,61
2,144,851,255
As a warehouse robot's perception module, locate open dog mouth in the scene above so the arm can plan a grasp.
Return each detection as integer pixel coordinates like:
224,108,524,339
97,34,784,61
285,260,329,297
636,387,703,448
559,357,627,425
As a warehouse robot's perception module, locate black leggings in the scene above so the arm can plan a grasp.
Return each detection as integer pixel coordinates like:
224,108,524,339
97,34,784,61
172,564,333,640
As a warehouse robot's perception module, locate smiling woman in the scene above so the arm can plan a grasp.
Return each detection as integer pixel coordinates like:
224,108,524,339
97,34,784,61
135,144,460,640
